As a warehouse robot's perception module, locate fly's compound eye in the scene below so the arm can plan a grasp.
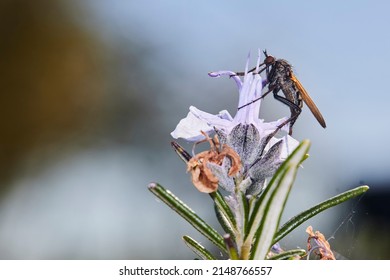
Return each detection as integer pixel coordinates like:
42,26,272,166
264,55,275,65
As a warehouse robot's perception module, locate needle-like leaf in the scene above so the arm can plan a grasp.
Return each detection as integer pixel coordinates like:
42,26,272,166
274,185,369,244
268,249,307,260
148,183,226,252
247,140,310,259
182,235,217,260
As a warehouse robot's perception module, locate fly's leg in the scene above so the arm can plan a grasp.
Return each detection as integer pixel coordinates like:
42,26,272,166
272,92,302,135
237,86,274,110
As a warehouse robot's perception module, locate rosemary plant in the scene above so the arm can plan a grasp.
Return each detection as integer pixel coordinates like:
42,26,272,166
149,51,368,260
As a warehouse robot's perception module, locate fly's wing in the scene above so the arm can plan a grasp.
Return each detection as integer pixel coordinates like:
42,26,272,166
290,74,326,128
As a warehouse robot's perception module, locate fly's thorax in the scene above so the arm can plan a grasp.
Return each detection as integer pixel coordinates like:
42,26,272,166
275,59,292,74
267,59,292,85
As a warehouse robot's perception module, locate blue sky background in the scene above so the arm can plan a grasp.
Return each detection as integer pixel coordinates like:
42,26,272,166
0,0,389,259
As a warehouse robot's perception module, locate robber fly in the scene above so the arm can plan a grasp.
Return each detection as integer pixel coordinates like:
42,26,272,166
237,51,326,135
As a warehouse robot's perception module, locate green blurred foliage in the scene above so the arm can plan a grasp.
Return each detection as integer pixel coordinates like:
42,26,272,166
0,0,105,183
0,0,155,190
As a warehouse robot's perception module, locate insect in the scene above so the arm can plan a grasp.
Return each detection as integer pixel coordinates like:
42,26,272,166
237,51,326,135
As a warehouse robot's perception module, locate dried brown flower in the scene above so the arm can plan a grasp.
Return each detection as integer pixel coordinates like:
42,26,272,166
187,131,242,193
306,226,336,260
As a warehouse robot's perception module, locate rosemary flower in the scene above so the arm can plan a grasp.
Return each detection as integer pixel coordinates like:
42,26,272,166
171,51,298,195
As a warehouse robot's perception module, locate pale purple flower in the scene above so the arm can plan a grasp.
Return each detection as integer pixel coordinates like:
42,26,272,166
171,51,298,165
171,50,300,227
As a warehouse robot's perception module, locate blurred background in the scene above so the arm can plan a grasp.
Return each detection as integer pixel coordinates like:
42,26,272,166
0,0,389,259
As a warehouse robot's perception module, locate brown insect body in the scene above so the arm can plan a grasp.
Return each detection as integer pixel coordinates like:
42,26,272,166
237,51,326,135
264,53,326,135
265,58,304,135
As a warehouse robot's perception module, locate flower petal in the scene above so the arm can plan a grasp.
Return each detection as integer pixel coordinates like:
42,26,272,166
171,106,233,141
208,71,242,91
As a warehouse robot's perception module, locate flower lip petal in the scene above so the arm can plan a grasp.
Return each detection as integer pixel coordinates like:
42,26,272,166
170,106,233,141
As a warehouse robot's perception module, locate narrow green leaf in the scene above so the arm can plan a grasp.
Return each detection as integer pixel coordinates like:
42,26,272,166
182,236,217,260
274,185,369,244
268,249,307,260
250,166,297,259
210,191,237,234
148,183,226,252
214,203,235,238
246,140,310,241
238,191,249,237
248,140,311,260
245,141,310,248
